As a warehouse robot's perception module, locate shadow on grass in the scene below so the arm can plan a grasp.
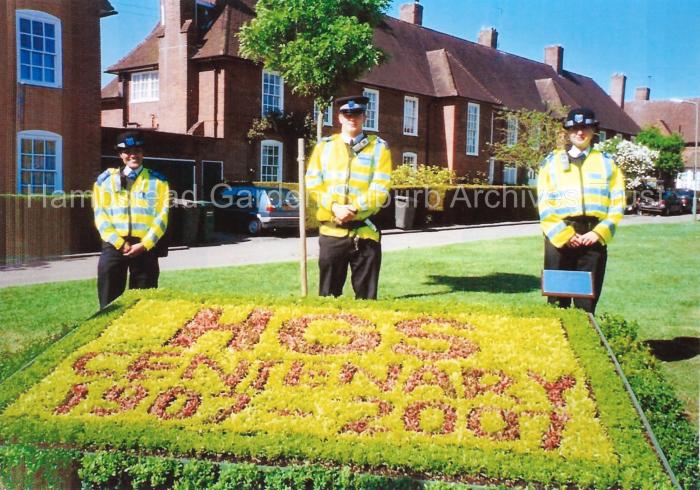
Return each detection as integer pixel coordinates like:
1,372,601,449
394,272,540,299
645,337,700,362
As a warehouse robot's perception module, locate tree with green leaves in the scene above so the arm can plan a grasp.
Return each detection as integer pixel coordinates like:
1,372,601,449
488,106,568,174
238,0,391,140
634,126,685,183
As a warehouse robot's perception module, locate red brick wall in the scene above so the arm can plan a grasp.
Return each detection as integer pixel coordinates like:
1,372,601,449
450,99,494,179
101,98,124,128
0,2,16,194
2,0,103,193
127,97,160,129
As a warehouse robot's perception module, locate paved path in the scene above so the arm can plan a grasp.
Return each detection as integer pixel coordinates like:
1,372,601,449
0,214,692,288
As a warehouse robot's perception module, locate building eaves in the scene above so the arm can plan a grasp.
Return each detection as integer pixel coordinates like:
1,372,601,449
105,24,162,73
100,0,117,18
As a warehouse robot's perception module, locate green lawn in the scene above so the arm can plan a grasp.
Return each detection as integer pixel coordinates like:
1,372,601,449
1,222,698,422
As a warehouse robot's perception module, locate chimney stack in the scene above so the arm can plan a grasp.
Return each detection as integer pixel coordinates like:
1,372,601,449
159,0,196,133
610,73,627,108
478,27,498,49
544,45,563,74
400,1,423,26
635,87,651,101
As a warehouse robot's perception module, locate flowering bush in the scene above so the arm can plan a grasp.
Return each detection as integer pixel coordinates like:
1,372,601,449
596,136,658,189
0,291,672,489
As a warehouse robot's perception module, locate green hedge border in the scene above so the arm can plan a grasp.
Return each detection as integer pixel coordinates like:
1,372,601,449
0,290,674,488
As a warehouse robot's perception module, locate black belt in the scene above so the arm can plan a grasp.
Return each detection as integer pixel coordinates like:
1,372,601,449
564,217,600,234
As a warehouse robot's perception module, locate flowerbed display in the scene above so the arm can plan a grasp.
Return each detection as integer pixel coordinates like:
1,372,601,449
0,291,672,488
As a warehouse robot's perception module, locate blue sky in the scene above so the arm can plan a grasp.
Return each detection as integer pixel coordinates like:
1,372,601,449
101,0,700,101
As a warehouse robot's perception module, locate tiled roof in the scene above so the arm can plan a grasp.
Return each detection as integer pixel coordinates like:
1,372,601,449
105,24,163,73
101,76,120,98
359,17,639,133
625,98,700,142
104,1,639,134
192,0,257,59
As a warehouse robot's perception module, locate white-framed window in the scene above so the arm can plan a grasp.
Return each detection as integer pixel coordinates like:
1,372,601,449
527,168,537,186
503,165,517,185
17,130,63,194
599,130,607,142
16,10,62,88
488,157,495,184
362,88,379,131
130,70,159,103
313,102,333,126
506,116,518,146
403,96,418,135
466,102,480,155
260,140,283,182
402,152,418,169
262,70,283,115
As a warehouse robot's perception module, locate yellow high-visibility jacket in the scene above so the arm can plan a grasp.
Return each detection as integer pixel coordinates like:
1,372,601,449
305,134,392,241
537,149,625,248
92,167,169,251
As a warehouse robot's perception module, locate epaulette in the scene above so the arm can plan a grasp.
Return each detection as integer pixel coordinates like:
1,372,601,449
538,151,554,169
321,136,333,142
96,168,117,185
148,169,167,182
374,136,389,150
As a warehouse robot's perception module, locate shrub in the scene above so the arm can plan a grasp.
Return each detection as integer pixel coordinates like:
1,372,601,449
598,314,699,490
391,164,456,187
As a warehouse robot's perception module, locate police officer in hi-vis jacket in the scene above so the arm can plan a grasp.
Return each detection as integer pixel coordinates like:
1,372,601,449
305,95,392,299
92,132,170,309
537,108,625,313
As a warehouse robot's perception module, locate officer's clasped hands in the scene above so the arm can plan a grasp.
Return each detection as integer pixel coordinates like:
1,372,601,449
331,202,357,225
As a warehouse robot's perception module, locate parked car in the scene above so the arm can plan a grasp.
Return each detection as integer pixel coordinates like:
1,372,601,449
213,184,300,235
675,189,695,213
636,190,684,216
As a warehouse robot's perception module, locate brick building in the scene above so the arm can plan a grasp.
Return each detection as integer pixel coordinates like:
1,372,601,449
1,0,116,194
101,0,639,198
625,88,699,190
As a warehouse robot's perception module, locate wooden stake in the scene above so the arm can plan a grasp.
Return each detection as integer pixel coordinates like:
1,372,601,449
297,138,308,297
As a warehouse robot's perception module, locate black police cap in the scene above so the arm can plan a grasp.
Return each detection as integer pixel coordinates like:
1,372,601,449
115,131,145,150
336,95,369,113
563,108,598,129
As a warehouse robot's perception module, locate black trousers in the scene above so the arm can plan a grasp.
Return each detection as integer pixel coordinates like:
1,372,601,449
97,241,160,309
318,235,381,300
544,238,607,314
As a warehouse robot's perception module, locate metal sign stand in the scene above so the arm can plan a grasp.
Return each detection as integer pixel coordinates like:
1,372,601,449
297,138,308,297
